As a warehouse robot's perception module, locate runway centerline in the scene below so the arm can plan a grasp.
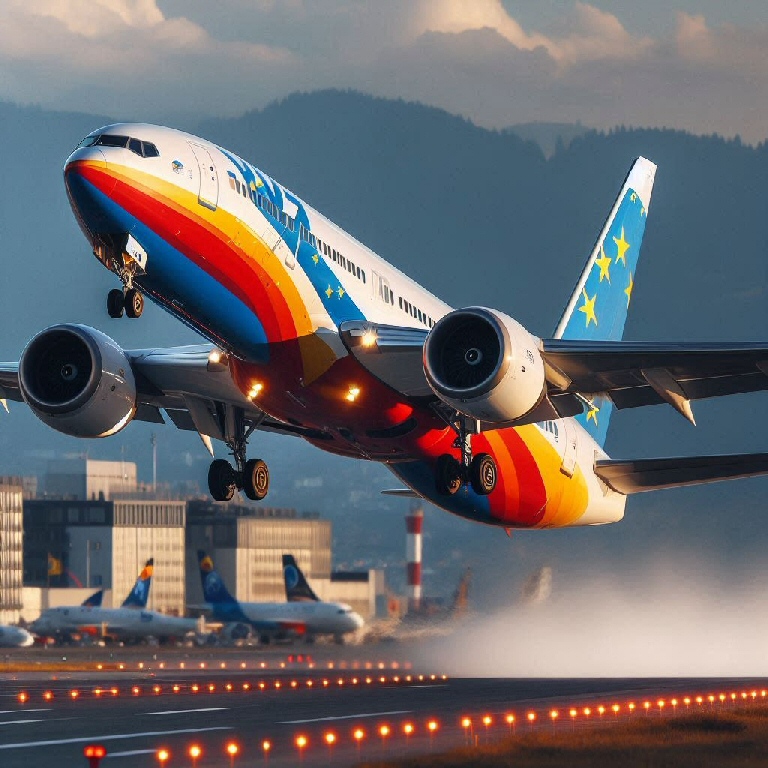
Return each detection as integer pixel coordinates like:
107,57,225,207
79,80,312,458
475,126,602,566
144,707,228,716
0,725,233,750
282,709,412,724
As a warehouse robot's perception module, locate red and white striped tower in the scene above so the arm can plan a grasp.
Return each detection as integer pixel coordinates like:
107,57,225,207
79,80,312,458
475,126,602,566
405,502,424,614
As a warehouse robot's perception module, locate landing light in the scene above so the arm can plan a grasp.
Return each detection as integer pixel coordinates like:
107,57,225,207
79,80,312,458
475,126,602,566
248,382,263,399
345,385,361,403
207,349,229,372
361,329,378,348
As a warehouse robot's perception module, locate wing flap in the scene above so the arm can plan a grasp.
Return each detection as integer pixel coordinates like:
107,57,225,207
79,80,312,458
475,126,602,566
595,453,768,494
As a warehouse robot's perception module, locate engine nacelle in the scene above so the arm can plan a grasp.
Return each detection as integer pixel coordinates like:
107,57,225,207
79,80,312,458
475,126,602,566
18,324,137,438
424,307,546,424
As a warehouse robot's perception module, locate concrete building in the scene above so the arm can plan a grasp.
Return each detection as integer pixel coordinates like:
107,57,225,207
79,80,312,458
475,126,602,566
23,498,186,615
44,459,137,500
0,478,24,624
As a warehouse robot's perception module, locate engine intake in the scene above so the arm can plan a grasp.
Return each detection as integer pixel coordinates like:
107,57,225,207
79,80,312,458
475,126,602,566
19,324,137,438
424,307,546,424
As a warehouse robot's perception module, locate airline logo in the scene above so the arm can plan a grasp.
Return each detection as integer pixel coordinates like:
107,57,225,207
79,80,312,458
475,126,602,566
284,564,300,590
200,555,214,573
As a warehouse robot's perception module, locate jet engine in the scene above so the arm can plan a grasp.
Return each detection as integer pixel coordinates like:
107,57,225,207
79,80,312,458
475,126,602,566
18,324,137,438
423,307,546,424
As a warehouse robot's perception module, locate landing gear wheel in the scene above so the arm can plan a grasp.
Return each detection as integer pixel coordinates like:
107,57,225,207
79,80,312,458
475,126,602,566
469,453,497,496
125,288,144,319
208,459,237,501
243,458,269,501
435,454,463,496
107,289,125,318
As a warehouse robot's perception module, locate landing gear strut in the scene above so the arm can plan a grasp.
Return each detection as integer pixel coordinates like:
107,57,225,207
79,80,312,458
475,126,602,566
207,407,270,502
434,413,497,497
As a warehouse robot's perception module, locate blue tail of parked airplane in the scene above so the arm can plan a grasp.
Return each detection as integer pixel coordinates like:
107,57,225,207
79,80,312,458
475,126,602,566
283,555,319,602
198,550,249,623
121,558,154,608
81,589,104,607
553,157,657,447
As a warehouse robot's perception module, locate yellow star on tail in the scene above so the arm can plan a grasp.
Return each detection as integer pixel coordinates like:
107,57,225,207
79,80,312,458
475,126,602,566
613,227,630,266
578,288,597,327
325,285,334,298
312,253,319,265
595,244,612,283
587,403,599,424
337,286,345,299
625,272,634,307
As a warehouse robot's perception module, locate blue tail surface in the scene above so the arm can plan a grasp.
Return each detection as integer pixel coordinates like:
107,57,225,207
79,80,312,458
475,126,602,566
553,157,657,447
198,550,249,623
283,555,319,602
121,559,153,608
82,589,104,607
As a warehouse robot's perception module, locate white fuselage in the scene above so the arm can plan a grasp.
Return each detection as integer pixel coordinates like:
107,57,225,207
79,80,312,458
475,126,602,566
238,601,364,636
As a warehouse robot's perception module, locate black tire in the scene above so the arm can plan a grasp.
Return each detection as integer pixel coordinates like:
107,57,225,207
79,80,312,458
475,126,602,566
243,458,269,501
125,288,144,318
208,459,236,501
435,454,463,496
107,288,125,318
469,453,497,495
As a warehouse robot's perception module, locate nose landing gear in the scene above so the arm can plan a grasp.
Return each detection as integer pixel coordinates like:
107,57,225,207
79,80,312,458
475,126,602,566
434,413,497,497
107,287,144,319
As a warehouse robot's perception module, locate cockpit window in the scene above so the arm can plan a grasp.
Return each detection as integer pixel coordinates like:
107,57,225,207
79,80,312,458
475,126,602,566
76,134,160,158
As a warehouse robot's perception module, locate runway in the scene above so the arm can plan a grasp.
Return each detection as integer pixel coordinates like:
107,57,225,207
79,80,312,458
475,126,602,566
2,648,767,766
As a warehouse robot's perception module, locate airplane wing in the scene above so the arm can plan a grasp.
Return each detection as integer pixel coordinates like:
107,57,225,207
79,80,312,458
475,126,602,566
0,345,328,443
595,453,768,494
339,322,768,424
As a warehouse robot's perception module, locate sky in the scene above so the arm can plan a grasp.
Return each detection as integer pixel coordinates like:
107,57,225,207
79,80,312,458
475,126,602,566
2,1,768,141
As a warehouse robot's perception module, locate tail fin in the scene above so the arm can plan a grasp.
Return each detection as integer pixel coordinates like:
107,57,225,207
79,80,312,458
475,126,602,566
82,589,104,607
282,555,319,602
198,550,238,605
121,558,154,608
450,568,471,617
553,157,656,447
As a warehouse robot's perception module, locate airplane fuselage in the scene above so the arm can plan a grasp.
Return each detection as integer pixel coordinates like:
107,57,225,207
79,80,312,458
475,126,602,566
64,124,625,529
30,605,198,639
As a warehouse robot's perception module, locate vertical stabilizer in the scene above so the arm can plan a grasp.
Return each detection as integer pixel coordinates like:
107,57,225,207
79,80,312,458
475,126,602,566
553,157,656,447
198,550,249,622
82,589,104,607
283,554,320,602
121,558,153,608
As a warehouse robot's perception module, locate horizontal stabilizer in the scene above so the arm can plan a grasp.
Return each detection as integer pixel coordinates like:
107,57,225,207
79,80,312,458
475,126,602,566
595,453,768,494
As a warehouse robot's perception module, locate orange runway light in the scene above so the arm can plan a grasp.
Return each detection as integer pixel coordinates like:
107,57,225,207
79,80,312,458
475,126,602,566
208,684,216,692
110,688,119,696
324,732,337,746
156,747,170,764
132,686,141,696
612,704,620,716
70,690,79,700
695,696,703,705
189,744,202,764
262,739,271,753
191,684,199,693
483,715,493,727
306,680,313,687
527,712,536,724
628,702,636,713
643,701,651,713
43,691,53,701
427,719,439,732
153,685,161,695
226,683,233,692
353,727,365,742
719,694,726,703
379,724,390,737
226,742,239,756
569,709,578,719
274,681,281,689
461,717,472,729
172,685,180,693
243,683,250,691
583,707,591,716
94,688,103,697
84,743,107,767
337,678,344,686
17,692,28,704
597,705,605,716
403,723,414,736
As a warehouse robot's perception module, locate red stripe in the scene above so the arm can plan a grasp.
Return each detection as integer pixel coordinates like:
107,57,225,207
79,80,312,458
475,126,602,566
405,516,423,534
407,562,422,585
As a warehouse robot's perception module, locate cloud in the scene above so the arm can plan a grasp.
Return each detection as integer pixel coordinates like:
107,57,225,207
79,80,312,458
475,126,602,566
1,1,768,142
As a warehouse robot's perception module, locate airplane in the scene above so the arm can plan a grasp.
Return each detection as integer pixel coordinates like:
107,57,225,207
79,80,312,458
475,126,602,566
0,625,34,648
1,124,768,530
199,551,364,644
29,558,199,642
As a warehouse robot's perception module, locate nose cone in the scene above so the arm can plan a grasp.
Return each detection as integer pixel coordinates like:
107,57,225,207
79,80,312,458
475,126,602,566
19,629,34,647
351,612,365,631
64,147,116,241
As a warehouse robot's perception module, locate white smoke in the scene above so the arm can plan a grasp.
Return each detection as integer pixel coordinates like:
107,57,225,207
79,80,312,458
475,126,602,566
412,557,768,677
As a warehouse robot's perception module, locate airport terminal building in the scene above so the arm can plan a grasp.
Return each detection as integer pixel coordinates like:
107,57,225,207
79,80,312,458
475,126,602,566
0,477,24,625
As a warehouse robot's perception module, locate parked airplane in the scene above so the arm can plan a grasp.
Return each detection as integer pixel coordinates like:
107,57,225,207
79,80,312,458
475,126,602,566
199,551,363,643
29,559,198,642
0,625,34,648
2,125,768,529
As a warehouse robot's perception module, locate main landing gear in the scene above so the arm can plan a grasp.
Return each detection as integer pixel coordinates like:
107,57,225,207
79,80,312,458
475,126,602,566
207,408,270,502
434,413,497,497
107,287,144,319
